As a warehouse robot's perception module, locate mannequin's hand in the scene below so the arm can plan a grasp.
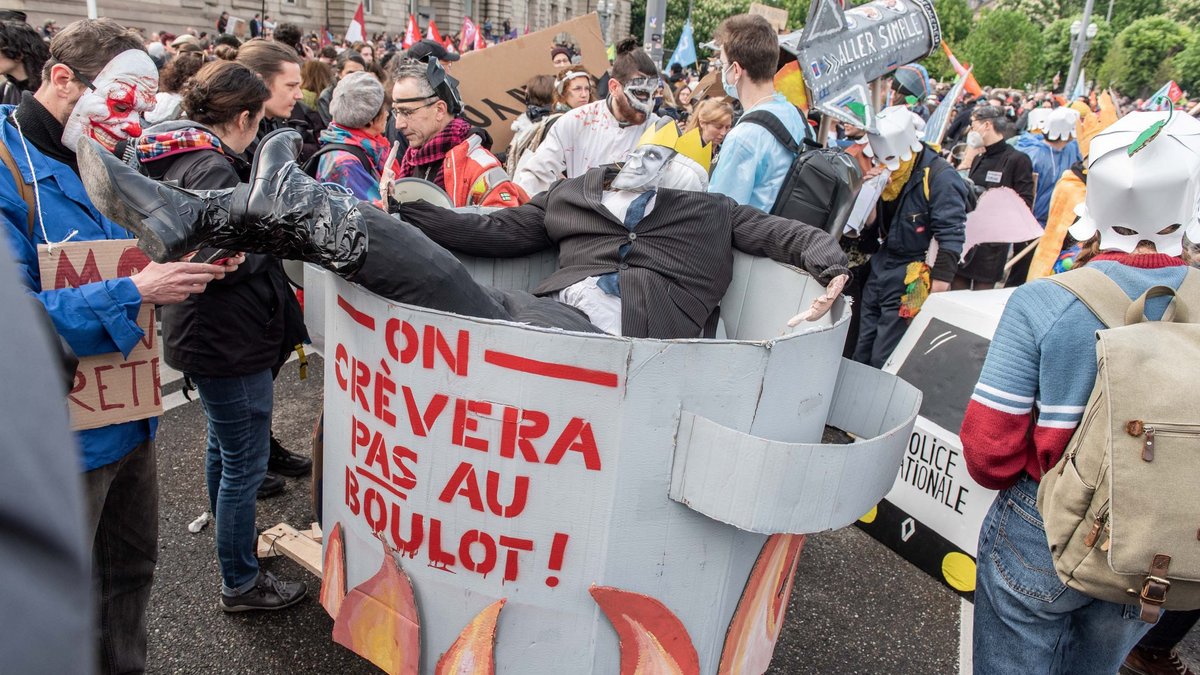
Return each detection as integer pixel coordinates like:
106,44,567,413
787,274,848,326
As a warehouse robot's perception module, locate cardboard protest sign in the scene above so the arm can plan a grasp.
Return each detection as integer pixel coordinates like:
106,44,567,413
750,2,789,32
316,250,921,673
454,14,609,153
37,240,160,430
857,288,1013,597
782,0,941,132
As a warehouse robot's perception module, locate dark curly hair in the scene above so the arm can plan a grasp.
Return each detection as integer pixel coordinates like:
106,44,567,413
611,37,657,84
158,51,205,94
0,20,49,90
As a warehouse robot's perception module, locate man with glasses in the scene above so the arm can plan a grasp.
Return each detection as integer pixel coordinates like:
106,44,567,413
953,105,1035,290
392,58,525,208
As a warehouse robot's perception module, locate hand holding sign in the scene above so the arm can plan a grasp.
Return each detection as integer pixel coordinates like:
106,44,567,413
379,141,401,204
788,273,848,326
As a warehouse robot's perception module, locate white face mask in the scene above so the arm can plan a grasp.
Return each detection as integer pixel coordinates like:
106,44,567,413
612,144,674,192
62,50,158,152
966,130,984,148
863,106,923,171
621,76,659,117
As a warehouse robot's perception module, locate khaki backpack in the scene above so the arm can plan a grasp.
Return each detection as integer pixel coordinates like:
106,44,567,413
1038,265,1200,622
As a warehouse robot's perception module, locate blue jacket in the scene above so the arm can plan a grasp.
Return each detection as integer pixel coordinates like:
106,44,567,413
1018,137,1081,226
708,94,809,212
0,106,155,471
880,146,968,266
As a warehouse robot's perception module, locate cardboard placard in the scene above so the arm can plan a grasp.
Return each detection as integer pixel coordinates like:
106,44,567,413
454,14,609,153
750,2,789,32
38,240,161,431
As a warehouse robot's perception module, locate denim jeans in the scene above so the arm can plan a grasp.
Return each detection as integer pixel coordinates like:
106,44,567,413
190,370,274,594
973,474,1155,674
83,441,158,675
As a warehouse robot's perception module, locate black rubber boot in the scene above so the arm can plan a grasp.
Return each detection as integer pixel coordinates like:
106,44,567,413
77,129,368,276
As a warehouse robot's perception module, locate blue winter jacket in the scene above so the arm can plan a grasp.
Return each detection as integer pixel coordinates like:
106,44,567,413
1017,137,1082,226
0,106,155,471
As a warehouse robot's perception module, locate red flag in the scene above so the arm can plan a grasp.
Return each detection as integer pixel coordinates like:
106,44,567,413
474,29,486,51
425,19,443,44
459,16,476,52
443,37,457,54
402,14,420,49
344,2,365,44
319,26,332,48
941,42,983,97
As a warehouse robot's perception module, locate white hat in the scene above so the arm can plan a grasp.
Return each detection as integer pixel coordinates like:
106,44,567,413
1043,107,1080,141
862,106,924,171
1069,112,1200,256
1027,107,1051,133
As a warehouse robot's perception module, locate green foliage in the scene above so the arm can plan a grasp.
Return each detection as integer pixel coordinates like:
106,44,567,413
1166,0,1200,27
994,0,1084,28
1176,33,1200,91
1097,15,1190,96
935,0,973,44
1107,0,1166,33
1041,16,1114,83
961,9,1045,87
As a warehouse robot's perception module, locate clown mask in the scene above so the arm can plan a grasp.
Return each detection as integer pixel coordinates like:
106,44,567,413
61,49,158,153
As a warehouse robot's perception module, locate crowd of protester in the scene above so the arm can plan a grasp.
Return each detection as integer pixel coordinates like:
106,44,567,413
0,8,1196,675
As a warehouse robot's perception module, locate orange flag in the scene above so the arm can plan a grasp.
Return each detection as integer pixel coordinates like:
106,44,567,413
941,42,983,97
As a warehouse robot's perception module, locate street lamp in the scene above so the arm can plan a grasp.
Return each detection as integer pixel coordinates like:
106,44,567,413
1064,1,1099,97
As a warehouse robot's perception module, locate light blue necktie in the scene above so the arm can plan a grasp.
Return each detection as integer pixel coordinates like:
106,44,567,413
597,189,655,298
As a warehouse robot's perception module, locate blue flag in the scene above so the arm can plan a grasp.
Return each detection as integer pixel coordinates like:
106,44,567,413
668,20,696,68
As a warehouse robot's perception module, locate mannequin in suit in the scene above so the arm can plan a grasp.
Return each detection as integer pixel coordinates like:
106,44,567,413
80,126,851,339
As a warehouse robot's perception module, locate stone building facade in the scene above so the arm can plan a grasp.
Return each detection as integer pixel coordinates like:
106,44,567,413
19,0,630,47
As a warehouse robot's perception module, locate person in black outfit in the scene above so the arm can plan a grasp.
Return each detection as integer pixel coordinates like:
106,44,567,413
0,20,48,106
236,39,323,162
953,105,1035,290
944,94,981,145
135,61,309,612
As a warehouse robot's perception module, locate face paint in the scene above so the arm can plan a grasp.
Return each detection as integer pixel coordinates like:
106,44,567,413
612,144,675,192
622,76,659,116
62,49,158,152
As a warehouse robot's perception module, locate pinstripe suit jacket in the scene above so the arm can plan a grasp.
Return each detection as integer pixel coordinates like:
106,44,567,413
401,167,850,339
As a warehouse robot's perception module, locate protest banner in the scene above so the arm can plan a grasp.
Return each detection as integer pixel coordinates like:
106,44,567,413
37,240,161,430
857,288,1012,597
750,2,789,32
782,0,942,132
315,250,921,673
454,14,609,153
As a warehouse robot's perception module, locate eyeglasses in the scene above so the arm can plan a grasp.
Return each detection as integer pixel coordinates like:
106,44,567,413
392,97,437,119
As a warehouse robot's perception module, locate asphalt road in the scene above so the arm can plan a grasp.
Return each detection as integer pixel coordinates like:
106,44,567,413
145,355,1198,674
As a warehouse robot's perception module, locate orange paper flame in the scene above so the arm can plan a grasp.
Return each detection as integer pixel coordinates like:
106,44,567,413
717,534,806,675
332,536,421,675
590,585,700,675
435,598,507,674
320,521,347,618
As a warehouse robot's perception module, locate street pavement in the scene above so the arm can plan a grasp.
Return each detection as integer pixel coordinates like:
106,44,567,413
146,355,1198,674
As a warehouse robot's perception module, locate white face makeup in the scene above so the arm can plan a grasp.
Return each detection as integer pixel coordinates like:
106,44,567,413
612,144,675,192
622,76,660,116
62,49,158,152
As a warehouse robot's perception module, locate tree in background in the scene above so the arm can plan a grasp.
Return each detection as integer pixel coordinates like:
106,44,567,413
1041,15,1114,83
1106,0,1166,33
1175,32,1200,91
1097,15,1191,97
1166,0,1200,28
923,0,973,80
962,10,1045,87
995,0,1085,29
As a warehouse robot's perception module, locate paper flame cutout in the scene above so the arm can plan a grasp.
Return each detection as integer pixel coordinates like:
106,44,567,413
332,536,421,675
435,598,507,674
590,585,700,675
717,534,806,675
320,521,346,618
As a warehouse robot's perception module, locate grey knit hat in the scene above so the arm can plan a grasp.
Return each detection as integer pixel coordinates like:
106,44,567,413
330,71,385,129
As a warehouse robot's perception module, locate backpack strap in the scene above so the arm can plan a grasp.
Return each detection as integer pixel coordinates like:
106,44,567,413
0,134,35,237
740,110,814,155
1048,267,1136,329
305,142,377,178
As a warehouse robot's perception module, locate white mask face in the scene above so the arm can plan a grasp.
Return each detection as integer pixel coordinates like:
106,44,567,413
612,144,674,192
621,76,659,116
1069,111,1200,255
62,50,158,152
863,105,923,171
966,130,984,148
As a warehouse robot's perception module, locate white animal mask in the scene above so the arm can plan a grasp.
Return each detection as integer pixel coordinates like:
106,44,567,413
862,105,924,171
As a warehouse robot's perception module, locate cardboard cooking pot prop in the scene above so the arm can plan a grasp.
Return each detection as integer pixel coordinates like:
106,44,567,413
315,243,920,674
781,0,942,132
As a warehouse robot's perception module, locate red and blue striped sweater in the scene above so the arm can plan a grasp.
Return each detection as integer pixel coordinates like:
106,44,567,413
960,253,1189,491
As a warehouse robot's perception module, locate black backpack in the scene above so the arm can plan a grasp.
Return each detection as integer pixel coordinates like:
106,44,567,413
740,110,863,239
303,143,376,179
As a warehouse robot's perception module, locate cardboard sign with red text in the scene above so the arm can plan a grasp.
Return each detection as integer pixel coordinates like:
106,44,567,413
454,14,609,153
317,249,922,673
37,240,161,430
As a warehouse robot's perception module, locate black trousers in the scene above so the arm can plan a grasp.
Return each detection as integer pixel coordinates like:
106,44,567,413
1138,608,1200,651
350,205,600,334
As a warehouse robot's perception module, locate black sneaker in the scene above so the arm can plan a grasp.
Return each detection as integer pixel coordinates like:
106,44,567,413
220,571,307,613
256,471,286,499
268,435,312,477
